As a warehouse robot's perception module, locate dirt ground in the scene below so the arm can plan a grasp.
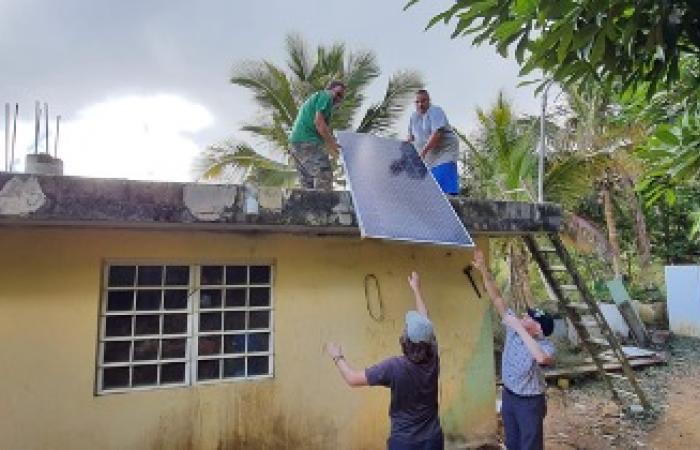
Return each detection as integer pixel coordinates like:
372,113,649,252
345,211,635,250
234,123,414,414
540,336,700,449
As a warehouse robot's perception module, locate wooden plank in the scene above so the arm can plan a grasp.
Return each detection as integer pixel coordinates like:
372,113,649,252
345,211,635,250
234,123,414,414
543,355,666,380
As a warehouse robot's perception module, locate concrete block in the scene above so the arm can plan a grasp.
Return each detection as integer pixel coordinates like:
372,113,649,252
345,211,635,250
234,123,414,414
183,184,238,221
257,186,283,211
0,176,46,216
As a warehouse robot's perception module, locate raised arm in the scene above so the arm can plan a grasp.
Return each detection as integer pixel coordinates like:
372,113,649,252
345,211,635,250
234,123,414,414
471,249,507,318
407,271,428,317
326,343,368,387
314,112,340,158
503,314,555,365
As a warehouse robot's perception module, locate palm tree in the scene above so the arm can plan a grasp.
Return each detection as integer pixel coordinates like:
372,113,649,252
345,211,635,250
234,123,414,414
196,33,423,186
468,89,655,305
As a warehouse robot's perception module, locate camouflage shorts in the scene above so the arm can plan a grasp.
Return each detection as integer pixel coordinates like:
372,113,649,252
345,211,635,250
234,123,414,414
290,141,333,191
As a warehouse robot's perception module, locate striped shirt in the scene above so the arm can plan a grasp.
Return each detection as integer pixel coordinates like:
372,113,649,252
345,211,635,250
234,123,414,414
501,310,556,396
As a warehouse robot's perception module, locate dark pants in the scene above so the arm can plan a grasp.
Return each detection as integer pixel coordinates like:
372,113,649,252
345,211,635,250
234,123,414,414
387,432,444,450
502,388,546,450
289,141,333,191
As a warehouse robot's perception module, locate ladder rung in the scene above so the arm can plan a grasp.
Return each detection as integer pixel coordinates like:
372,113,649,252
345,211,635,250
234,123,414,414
540,247,557,253
561,284,579,291
565,302,589,311
574,318,599,327
585,338,610,347
606,373,626,380
549,265,567,272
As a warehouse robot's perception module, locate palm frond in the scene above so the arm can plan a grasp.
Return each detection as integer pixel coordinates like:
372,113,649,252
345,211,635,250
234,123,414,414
331,50,380,129
231,61,297,127
691,209,700,241
194,140,296,187
241,123,290,150
356,70,424,135
285,33,311,82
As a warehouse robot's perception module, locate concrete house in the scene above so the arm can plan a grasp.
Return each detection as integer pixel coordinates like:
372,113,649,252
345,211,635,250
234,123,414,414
0,172,561,450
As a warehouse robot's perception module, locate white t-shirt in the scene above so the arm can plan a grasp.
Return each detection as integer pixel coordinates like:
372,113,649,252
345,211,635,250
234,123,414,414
408,105,460,168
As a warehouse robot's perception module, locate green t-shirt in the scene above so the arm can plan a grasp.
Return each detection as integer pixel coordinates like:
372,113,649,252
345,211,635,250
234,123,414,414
289,90,333,144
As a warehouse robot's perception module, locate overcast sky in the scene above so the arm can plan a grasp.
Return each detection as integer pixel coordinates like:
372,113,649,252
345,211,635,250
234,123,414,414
0,0,544,181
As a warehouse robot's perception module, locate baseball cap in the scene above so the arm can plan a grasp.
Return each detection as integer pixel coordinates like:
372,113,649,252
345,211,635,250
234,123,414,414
527,308,554,337
405,310,434,343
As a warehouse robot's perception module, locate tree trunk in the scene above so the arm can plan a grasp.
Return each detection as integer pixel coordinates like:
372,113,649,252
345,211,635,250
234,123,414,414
509,240,534,310
623,177,652,269
602,184,623,278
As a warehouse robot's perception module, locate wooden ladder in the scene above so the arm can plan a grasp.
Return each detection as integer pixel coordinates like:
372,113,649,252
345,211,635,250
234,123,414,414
522,233,651,412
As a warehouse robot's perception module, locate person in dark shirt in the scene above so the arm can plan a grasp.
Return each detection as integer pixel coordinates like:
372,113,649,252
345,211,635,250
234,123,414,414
326,272,444,450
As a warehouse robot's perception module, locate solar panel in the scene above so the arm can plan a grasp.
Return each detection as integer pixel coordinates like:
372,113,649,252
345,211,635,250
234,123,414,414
338,131,474,248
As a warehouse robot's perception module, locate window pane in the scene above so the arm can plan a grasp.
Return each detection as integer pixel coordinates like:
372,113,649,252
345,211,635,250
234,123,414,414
137,266,163,286
247,333,270,352
201,266,223,285
198,359,220,381
225,266,247,285
105,316,132,337
223,334,245,354
165,266,189,286
104,341,131,363
200,289,222,309
225,288,246,307
107,290,133,311
161,339,186,359
133,365,157,386
133,340,159,361
164,290,188,310
247,356,269,376
199,312,222,332
103,367,130,389
224,311,245,331
249,311,270,329
136,290,161,311
249,287,270,307
160,362,186,384
163,314,187,334
134,315,160,335
223,358,245,378
249,266,271,284
198,336,221,356
108,266,135,287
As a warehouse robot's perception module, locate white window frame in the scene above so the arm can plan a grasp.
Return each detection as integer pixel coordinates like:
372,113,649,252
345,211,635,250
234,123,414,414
96,261,274,395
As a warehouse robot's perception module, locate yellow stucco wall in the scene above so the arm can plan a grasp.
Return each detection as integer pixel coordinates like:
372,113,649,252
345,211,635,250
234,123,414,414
0,228,496,450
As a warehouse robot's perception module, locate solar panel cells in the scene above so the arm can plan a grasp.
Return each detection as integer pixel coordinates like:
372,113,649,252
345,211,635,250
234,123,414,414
338,132,474,248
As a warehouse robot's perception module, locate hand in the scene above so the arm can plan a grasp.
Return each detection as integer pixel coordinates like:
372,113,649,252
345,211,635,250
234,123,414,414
503,313,522,330
472,249,486,272
326,342,343,359
420,147,428,159
329,141,341,159
407,271,420,292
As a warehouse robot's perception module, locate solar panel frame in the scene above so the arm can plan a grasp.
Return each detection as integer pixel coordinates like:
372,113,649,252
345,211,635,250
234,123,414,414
338,131,474,248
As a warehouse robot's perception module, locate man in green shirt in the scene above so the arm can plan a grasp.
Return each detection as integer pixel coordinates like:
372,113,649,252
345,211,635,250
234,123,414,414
289,80,345,190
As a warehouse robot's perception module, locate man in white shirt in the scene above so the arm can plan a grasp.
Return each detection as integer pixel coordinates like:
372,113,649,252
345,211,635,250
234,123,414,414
407,90,460,194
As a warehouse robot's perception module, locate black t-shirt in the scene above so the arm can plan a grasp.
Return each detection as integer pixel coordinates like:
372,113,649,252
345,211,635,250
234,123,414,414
365,346,442,443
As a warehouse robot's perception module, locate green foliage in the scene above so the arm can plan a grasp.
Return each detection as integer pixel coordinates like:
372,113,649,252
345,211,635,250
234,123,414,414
466,92,538,201
194,141,297,187
406,0,700,94
637,112,700,205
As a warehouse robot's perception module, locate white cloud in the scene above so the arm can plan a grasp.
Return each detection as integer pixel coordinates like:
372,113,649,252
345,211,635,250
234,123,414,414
2,94,214,181
62,94,214,181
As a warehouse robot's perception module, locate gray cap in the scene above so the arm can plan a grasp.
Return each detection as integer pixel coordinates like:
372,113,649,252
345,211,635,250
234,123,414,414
405,310,434,343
